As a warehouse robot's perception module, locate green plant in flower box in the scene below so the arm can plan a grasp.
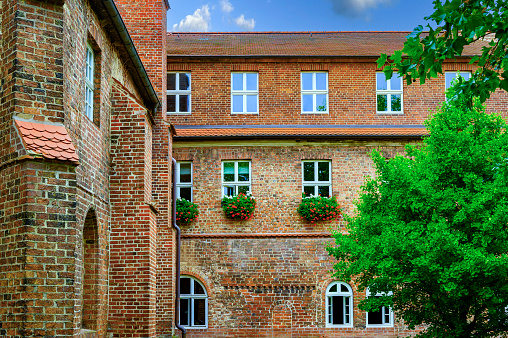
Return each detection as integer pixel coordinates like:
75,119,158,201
175,198,199,224
297,193,341,224
221,192,256,220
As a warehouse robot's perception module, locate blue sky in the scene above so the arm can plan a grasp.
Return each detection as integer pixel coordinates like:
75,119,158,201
168,0,437,33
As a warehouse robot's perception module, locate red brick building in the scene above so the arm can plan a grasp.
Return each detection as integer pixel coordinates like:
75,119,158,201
1,0,507,337
167,32,508,337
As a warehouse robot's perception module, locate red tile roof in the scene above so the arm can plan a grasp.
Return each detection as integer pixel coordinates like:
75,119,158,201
167,31,487,57
15,119,79,163
173,125,428,139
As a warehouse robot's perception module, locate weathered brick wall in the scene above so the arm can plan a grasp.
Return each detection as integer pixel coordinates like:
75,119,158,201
172,141,423,337
108,82,157,337
167,59,508,126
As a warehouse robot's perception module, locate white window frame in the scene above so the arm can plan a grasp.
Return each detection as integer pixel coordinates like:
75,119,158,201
179,276,208,329
167,72,192,114
231,72,259,114
376,72,403,115
445,71,471,91
326,282,353,328
301,71,329,114
302,160,332,197
221,161,251,196
365,288,394,328
176,162,193,201
85,44,94,120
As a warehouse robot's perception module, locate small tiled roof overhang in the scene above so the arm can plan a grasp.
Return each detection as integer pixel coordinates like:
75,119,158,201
166,31,488,57
15,118,79,163
173,124,428,140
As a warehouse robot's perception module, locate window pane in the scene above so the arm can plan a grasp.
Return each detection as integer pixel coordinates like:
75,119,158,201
232,95,243,113
368,308,383,325
303,162,314,181
390,76,401,91
303,186,314,197
376,73,387,90
223,162,235,182
223,186,235,196
193,298,206,326
302,73,313,90
167,73,176,90
316,73,327,90
180,298,189,326
318,186,330,197
329,284,337,293
238,185,249,194
238,162,250,182
167,95,176,112
391,94,401,112
445,73,455,89
377,95,387,111
179,163,192,182
302,95,313,112
316,94,327,111
179,187,192,201
340,284,349,293
246,95,257,112
179,73,190,90
332,296,344,324
232,73,243,91
179,95,190,112
461,72,471,81
194,280,205,295
181,277,191,294
317,162,329,182
246,73,257,91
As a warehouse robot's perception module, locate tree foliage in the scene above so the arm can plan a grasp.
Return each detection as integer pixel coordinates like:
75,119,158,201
378,0,508,104
328,95,508,337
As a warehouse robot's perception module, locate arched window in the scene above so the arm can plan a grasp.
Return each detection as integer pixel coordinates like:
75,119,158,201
180,276,208,328
366,288,393,327
326,282,353,327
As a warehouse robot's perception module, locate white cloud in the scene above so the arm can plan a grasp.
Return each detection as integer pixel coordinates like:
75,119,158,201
330,0,393,17
234,14,255,30
172,5,211,32
220,0,234,13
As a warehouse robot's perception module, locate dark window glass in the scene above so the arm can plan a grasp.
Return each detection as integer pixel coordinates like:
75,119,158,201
303,186,314,197
223,186,235,197
194,299,206,326
318,162,329,181
329,284,337,293
318,186,330,197
179,163,192,182
179,188,192,201
332,296,344,324
167,73,176,90
181,277,191,294
238,162,250,182
180,298,189,326
238,186,249,194
179,73,190,90
377,95,387,111
303,162,314,182
194,280,205,294
167,95,176,112
179,95,190,112
340,284,349,293
368,307,384,325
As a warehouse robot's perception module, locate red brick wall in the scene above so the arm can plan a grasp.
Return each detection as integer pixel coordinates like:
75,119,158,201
172,141,424,337
167,59,508,126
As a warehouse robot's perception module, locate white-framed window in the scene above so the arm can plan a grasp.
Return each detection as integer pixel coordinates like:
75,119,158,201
176,162,193,201
366,288,394,327
85,44,94,120
167,72,191,114
180,276,208,328
301,72,328,114
326,282,353,327
376,72,402,114
302,160,331,197
222,161,251,196
231,72,258,114
445,71,471,90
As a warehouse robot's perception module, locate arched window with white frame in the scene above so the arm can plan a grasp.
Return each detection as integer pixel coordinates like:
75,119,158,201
180,276,208,328
326,281,353,327
366,288,393,327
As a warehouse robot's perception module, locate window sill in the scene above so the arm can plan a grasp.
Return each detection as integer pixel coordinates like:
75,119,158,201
231,112,259,115
325,324,353,328
167,112,192,115
366,324,395,328
181,326,208,330
301,111,329,115
376,111,404,115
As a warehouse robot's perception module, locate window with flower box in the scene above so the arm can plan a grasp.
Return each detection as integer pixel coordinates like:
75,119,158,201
222,161,251,196
302,160,331,197
176,162,193,201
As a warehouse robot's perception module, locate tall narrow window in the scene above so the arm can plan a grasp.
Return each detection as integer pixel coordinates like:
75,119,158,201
85,44,95,120
302,160,331,197
445,72,471,90
326,282,353,327
366,289,394,327
376,72,402,114
222,161,251,196
301,72,328,113
231,72,258,114
180,276,208,328
167,72,191,114
176,162,193,201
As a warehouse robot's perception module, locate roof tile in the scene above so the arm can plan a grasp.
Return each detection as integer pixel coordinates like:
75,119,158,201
15,119,79,163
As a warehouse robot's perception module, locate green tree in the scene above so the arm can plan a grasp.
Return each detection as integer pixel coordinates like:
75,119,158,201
378,0,508,104
328,95,508,337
